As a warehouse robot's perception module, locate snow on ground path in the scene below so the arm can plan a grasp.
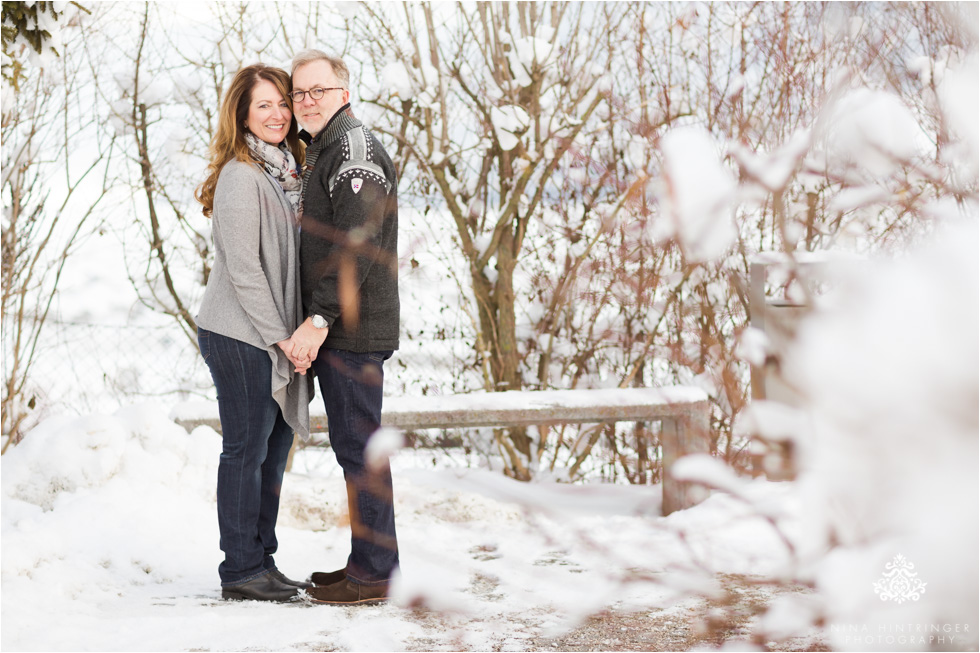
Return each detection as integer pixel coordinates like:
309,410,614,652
2,404,803,651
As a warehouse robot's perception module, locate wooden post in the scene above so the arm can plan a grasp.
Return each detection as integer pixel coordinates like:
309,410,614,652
661,407,711,516
749,261,768,401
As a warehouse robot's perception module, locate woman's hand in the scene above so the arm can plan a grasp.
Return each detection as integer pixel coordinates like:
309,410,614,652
277,338,312,375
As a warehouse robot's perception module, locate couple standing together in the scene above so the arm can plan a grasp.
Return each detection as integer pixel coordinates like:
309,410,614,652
195,50,399,605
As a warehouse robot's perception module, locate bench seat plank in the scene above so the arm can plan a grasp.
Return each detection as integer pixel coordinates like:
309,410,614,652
172,386,709,433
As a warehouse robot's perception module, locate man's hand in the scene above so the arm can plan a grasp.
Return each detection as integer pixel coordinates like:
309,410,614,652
277,338,313,375
289,317,329,369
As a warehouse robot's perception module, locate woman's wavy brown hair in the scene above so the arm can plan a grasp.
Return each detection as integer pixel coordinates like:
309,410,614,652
196,64,304,217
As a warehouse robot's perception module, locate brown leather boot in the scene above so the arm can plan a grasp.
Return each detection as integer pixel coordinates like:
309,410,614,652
306,578,388,605
310,568,347,586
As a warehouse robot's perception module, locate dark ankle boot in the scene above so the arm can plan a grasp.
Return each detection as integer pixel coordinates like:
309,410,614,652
222,571,299,602
269,568,313,589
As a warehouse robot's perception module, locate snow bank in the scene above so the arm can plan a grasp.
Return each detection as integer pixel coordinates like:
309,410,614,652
3,402,802,651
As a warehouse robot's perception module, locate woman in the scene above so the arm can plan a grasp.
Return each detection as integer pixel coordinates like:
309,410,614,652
195,64,312,602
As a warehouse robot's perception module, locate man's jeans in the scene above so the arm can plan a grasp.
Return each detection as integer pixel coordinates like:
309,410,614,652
198,328,294,586
312,348,398,586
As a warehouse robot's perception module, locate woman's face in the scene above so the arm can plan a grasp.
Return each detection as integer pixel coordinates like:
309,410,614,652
245,79,291,145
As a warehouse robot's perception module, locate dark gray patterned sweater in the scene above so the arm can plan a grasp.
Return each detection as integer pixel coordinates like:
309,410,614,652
299,106,400,353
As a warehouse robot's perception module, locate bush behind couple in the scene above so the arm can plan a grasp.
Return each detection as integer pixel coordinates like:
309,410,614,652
195,49,400,604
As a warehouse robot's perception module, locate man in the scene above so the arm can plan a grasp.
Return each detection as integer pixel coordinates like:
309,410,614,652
287,50,400,605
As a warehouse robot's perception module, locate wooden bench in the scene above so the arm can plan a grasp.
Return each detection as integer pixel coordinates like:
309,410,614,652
172,386,711,515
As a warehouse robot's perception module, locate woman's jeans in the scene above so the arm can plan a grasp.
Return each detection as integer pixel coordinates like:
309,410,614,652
198,328,294,586
311,348,398,586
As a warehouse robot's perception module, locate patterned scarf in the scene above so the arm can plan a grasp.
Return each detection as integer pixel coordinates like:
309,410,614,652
244,132,302,217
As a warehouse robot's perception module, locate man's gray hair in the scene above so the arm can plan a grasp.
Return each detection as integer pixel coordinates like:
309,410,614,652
291,49,350,89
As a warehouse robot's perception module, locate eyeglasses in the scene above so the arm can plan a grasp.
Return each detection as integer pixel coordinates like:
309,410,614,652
289,87,344,103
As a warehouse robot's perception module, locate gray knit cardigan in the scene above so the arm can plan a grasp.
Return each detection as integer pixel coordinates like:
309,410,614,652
196,160,311,439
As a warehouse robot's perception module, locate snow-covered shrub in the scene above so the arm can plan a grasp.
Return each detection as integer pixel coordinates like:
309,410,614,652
784,218,978,650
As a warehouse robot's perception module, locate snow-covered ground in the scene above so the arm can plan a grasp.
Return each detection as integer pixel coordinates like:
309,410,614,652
4,219,978,653
2,402,802,652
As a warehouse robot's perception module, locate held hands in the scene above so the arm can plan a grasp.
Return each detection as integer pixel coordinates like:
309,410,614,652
277,317,329,375
277,338,311,375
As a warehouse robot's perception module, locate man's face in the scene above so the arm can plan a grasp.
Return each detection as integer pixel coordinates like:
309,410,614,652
292,60,350,137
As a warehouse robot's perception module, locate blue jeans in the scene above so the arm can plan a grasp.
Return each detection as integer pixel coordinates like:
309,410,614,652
312,348,398,586
198,328,295,586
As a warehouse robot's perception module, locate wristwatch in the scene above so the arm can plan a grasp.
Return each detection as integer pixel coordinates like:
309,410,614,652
311,314,329,329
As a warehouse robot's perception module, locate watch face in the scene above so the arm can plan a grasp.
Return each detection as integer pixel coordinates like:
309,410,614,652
312,315,327,329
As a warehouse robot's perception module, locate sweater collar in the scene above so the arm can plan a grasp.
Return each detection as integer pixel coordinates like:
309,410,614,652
300,104,361,148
